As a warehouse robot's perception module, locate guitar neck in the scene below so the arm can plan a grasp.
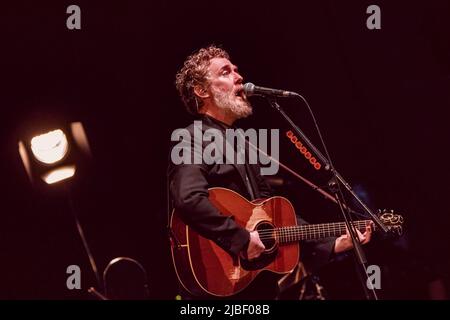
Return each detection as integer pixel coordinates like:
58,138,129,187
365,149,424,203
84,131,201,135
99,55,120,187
274,220,372,244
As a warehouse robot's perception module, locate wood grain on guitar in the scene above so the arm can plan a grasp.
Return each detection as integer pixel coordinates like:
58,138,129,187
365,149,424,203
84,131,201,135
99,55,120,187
170,187,404,297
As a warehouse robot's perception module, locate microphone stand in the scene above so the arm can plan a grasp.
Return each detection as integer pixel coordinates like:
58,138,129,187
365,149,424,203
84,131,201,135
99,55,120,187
265,96,387,300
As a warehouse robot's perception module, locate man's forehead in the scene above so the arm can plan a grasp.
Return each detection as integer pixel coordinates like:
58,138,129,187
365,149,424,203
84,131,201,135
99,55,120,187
209,57,236,72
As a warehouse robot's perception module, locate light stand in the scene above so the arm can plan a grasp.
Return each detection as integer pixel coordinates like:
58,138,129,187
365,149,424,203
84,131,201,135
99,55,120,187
18,122,107,299
65,185,103,297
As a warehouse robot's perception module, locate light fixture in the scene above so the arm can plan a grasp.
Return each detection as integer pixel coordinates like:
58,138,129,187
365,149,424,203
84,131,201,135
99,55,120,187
42,165,76,184
17,120,101,296
18,122,91,185
30,129,69,164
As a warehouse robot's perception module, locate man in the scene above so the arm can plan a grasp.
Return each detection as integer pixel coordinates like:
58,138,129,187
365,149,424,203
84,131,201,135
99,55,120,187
168,45,372,299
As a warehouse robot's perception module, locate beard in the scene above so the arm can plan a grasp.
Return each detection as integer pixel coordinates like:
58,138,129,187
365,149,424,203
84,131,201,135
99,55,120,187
211,87,253,119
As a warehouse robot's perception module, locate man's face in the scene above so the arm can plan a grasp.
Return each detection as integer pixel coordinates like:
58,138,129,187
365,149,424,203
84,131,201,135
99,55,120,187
205,57,252,119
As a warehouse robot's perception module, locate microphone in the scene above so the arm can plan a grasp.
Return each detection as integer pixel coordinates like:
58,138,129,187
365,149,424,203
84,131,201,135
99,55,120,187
243,82,298,98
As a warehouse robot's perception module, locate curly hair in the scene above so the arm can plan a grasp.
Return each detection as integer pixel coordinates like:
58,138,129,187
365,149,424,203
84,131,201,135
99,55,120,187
175,45,230,115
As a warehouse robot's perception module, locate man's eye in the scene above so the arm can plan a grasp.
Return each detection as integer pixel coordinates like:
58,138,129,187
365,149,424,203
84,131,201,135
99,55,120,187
221,70,230,76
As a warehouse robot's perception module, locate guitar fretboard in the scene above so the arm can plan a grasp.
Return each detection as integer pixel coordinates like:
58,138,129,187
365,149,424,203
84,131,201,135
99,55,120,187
259,220,372,244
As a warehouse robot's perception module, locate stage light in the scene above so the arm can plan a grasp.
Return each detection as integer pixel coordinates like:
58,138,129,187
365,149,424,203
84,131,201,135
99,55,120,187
18,122,91,185
18,120,101,295
42,165,76,184
30,129,69,164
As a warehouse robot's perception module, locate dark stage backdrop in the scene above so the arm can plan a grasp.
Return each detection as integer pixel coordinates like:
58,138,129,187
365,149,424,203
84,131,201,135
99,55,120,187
1,0,449,299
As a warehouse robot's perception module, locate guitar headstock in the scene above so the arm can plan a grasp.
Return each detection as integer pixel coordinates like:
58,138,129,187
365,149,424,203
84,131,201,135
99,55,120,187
378,209,404,236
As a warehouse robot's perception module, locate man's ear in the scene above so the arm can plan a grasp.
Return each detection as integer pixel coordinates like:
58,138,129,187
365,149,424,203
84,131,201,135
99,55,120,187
194,85,209,99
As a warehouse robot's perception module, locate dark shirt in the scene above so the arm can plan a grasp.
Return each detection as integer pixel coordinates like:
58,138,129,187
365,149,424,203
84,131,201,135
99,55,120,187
167,115,336,298
168,115,272,255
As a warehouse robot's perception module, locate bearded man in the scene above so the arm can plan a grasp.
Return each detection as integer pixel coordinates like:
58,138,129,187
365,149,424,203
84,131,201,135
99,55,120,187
168,45,372,299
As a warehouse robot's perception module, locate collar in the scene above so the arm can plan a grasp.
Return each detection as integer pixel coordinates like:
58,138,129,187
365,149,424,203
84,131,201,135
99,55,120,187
200,114,235,131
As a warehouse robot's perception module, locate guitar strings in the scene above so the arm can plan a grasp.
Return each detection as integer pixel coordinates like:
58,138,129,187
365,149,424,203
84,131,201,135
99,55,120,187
258,230,367,241
255,221,370,235
256,221,370,241
256,224,369,238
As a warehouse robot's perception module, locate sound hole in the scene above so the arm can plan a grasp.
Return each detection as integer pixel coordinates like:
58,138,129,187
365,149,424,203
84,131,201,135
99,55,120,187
256,222,277,252
240,221,278,271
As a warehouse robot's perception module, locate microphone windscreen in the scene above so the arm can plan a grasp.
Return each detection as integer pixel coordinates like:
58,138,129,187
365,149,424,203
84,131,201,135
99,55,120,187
243,82,256,96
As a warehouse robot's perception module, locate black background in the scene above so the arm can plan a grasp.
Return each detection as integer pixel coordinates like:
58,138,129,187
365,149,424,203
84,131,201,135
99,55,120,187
1,0,449,299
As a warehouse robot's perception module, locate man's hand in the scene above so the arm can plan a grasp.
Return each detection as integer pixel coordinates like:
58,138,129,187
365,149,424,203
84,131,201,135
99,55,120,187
334,222,373,254
243,230,265,260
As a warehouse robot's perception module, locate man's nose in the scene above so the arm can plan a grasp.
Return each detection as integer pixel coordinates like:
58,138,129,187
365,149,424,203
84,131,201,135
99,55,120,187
234,72,243,84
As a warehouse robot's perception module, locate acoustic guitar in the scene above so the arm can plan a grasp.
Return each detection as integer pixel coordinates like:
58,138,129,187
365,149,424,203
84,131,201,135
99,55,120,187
170,187,403,297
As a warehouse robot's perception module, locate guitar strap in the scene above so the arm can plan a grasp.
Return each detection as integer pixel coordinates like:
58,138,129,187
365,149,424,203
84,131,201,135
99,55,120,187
236,129,257,200
243,163,256,200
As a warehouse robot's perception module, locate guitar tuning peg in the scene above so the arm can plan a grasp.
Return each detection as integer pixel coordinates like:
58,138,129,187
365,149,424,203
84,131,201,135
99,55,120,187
390,209,394,213
377,209,381,214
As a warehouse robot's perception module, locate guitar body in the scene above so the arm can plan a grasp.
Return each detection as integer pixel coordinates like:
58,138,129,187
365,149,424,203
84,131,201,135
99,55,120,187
170,187,300,297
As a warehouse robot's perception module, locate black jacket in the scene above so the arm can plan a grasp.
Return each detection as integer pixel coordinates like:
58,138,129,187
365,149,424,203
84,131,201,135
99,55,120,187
168,115,335,270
